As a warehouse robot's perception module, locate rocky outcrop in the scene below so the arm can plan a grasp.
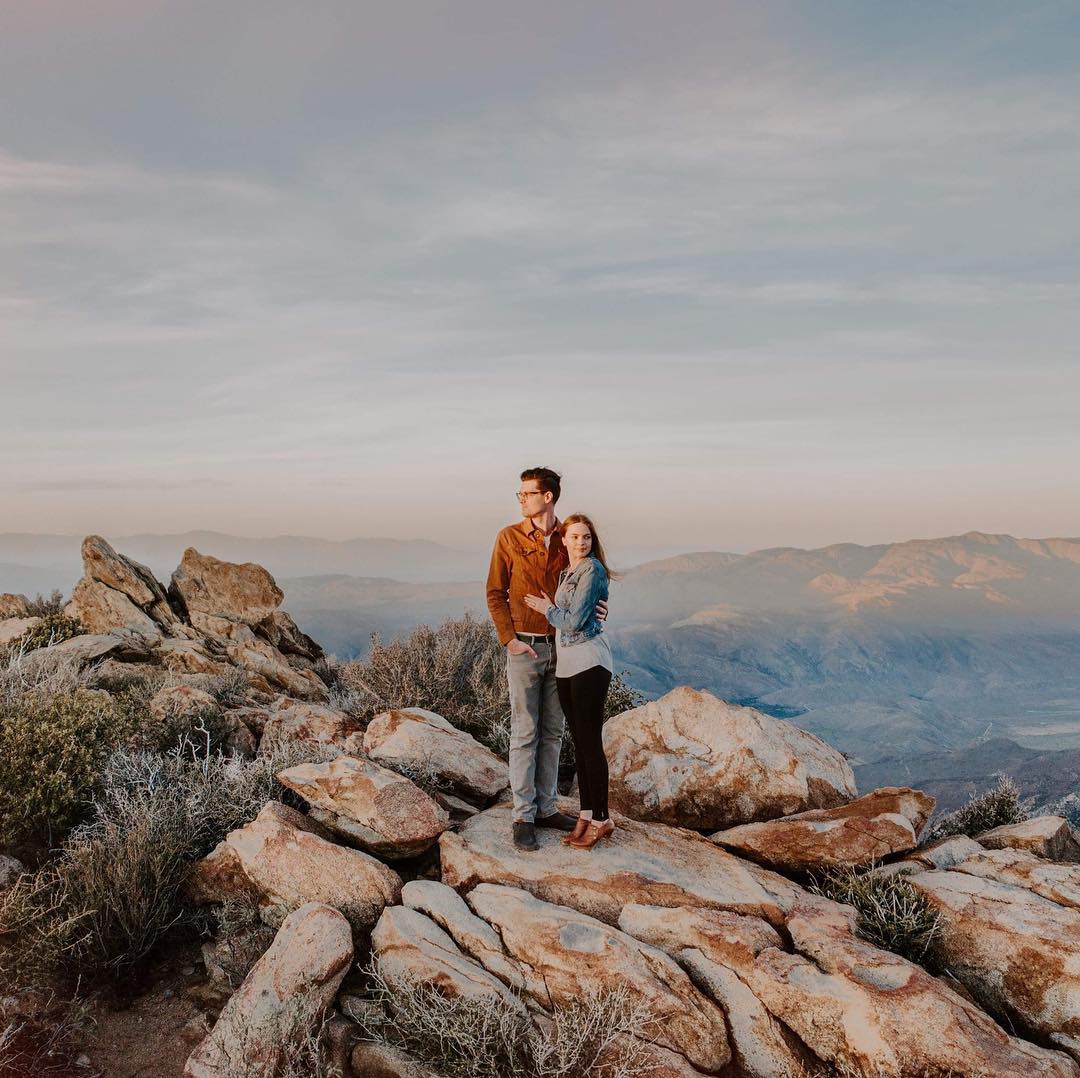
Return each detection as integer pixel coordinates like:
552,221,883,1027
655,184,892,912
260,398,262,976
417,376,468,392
277,755,451,859
185,902,352,1078
20,629,153,668
187,802,401,931
170,547,283,626
979,816,1080,863
603,687,857,829
620,897,1078,1077
363,708,509,802
467,883,731,1074
371,904,526,1007
440,803,785,927
908,868,1080,1056
709,786,934,871
66,535,181,639
149,684,218,723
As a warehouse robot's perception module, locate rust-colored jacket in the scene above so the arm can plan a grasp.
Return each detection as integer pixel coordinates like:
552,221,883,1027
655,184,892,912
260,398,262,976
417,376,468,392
486,519,569,646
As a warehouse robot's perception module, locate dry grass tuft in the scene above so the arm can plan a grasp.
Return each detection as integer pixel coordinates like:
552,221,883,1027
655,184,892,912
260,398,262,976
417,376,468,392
810,865,941,967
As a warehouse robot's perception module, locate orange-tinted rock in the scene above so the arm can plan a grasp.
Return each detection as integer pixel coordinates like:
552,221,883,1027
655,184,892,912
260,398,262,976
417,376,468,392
621,898,1078,1077
187,801,401,931
170,547,283,624
604,687,856,829
363,708,508,801
185,902,352,1078
466,883,731,1074
950,847,1080,909
908,868,1080,1056
277,755,450,858
979,816,1080,863
709,787,934,871
260,699,359,749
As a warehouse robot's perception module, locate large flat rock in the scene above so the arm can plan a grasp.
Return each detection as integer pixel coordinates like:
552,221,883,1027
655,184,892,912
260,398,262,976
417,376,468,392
439,803,785,927
979,816,1080,863
466,883,731,1074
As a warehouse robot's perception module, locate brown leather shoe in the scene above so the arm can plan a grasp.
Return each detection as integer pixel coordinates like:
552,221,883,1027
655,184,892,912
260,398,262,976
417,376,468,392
568,819,615,849
562,816,591,845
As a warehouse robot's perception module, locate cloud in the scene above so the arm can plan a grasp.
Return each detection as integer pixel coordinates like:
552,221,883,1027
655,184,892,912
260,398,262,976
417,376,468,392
1,5,1079,546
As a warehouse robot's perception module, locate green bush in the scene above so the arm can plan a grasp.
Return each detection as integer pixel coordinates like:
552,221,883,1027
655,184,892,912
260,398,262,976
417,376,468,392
0,689,142,850
13,612,83,653
810,865,940,967
923,775,1029,843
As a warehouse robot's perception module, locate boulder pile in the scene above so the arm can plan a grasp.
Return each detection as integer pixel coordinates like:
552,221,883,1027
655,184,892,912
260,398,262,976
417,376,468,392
4,539,1079,1077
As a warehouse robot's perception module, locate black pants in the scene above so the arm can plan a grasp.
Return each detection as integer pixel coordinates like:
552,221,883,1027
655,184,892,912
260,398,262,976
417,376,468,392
556,665,612,822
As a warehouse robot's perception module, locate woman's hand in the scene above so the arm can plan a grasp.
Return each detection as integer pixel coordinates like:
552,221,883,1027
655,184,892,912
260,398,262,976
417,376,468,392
523,592,552,614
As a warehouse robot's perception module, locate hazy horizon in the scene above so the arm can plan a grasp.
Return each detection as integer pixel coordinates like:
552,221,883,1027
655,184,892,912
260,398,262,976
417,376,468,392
3,2,1078,549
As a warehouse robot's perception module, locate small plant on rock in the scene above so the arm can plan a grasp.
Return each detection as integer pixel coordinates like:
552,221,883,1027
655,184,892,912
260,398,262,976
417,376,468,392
923,775,1029,843
810,865,941,968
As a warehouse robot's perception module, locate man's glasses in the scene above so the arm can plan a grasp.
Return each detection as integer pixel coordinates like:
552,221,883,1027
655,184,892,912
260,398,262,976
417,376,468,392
516,490,544,501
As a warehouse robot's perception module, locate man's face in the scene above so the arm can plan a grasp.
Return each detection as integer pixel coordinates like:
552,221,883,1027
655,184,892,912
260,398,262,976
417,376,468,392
516,481,549,520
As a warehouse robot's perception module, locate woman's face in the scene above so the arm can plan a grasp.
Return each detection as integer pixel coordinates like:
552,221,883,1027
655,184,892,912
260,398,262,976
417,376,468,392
565,522,593,559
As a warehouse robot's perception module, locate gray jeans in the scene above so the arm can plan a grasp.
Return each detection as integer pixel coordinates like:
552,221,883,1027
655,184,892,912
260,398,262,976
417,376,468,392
507,640,565,822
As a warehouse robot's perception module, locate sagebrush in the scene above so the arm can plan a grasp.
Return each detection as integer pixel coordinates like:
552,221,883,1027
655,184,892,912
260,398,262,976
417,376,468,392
0,740,331,984
923,775,1029,843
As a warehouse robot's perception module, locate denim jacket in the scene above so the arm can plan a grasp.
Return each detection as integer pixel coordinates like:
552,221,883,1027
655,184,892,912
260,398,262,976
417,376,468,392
545,556,608,646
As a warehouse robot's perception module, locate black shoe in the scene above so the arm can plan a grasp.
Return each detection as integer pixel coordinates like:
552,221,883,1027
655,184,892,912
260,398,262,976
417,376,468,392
536,811,577,833
512,821,539,851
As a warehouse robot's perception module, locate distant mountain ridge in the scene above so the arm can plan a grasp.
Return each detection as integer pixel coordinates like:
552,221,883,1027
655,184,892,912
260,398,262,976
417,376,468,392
6,529,1080,767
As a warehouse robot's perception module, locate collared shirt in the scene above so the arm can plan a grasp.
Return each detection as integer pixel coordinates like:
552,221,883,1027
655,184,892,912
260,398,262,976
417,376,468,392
485,517,569,646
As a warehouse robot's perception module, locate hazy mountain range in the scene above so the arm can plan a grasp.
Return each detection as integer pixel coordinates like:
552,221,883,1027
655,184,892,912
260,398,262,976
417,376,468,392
5,529,1080,770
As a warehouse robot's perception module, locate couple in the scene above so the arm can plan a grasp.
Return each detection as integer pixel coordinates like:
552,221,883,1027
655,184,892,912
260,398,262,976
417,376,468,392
486,467,615,853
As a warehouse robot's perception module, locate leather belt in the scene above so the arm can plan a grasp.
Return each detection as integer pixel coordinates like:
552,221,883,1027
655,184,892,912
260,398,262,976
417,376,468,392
516,632,555,643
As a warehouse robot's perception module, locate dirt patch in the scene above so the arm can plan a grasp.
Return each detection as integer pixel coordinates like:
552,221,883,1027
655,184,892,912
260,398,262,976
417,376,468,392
79,947,211,1078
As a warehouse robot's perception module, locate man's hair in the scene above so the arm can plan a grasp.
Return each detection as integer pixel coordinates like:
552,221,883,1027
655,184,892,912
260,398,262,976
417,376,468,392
520,467,561,504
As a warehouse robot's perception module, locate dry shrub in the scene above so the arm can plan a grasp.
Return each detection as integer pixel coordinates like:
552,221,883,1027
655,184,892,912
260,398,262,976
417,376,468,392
923,775,1029,843
24,590,66,618
205,898,276,991
339,614,508,745
810,865,940,967
356,958,657,1078
337,614,644,763
9,612,83,653
0,643,91,708
0,740,332,985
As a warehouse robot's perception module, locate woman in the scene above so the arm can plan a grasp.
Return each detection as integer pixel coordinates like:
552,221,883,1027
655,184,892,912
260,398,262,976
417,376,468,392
524,513,615,850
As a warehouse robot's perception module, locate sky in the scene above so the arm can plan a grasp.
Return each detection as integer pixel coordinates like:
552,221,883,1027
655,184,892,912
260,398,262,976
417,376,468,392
2,1,1079,554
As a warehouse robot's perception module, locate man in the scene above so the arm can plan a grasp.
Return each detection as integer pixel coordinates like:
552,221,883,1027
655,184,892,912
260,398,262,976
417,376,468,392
486,467,605,850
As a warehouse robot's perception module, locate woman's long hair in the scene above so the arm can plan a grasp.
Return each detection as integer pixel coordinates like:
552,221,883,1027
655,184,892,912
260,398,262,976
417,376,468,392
561,513,620,581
